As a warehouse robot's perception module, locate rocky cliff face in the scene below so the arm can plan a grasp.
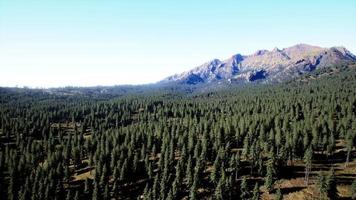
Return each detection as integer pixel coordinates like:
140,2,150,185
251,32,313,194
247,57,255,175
161,44,356,84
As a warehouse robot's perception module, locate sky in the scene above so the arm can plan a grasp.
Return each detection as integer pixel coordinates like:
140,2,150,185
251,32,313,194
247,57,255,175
0,0,356,88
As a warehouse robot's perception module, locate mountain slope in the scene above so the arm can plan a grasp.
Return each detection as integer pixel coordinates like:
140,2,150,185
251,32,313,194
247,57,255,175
161,44,356,84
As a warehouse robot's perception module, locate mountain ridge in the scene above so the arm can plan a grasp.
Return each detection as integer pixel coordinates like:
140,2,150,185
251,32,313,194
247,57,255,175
161,44,356,84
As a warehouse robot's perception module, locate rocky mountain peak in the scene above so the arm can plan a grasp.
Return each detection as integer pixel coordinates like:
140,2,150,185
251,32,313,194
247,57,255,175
253,50,268,56
272,47,281,52
161,44,356,85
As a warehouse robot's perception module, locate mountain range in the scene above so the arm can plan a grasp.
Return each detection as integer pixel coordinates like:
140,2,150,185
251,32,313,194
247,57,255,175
161,44,356,85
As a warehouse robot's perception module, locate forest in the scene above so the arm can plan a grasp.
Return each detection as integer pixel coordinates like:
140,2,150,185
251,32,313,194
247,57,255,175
0,63,356,200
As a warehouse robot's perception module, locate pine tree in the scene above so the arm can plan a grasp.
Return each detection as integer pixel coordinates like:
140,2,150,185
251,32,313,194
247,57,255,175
72,147,81,168
240,176,248,200
167,189,174,200
45,184,50,199
275,187,282,200
120,159,127,181
103,183,109,200
210,155,220,184
186,156,193,187
112,180,119,197
214,178,224,200
133,153,139,173
303,147,312,185
326,168,338,199
142,184,149,200
351,179,356,199
252,183,260,200
92,180,100,200
189,180,197,200
152,175,159,200
74,191,79,200
66,190,71,200
7,174,15,200
160,176,166,200
317,171,328,200
55,181,64,198
84,178,90,194
326,133,335,158
18,188,27,200
345,131,354,167
265,151,275,193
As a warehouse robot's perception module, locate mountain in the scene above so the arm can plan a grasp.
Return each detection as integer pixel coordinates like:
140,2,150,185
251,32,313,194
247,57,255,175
161,44,356,84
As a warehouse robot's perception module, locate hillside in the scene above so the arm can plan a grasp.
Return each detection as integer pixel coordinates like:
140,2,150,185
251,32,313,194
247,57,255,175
0,62,355,199
162,44,356,85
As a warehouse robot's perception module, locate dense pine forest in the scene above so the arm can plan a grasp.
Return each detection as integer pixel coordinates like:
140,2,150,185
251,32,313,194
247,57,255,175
1,63,356,200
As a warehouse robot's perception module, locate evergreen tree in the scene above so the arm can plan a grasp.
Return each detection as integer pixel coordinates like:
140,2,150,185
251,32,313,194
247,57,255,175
317,171,328,200
214,178,224,200
303,147,312,185
167,189,174,200
326,168,338,200
240,176,248,200
92,181,100,200
351,179,356,199
275,187,282,200
84,178,90,194
103,183,109,200
210,155,220,184
265,151,275,193
74,191,79,200
252,183,260,200
66,190,71,200
345,131,354,167
0,63,355,200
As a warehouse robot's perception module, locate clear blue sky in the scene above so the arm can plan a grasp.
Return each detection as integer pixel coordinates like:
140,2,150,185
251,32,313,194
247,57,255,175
1,0,355,87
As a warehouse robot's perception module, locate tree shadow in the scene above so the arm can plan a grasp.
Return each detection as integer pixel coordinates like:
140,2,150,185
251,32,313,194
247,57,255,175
278,165,305,179
339,197,352,200
280,186,306,195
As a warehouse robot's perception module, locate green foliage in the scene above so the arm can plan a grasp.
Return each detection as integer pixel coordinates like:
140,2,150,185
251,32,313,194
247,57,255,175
352,179,356,199
265,153,275,193
0,63,355,199
317,168,338,200
275,187,282,200
252,183,260,200
240,176,249,200
326,168,338,200
303,147,313,185
214,178,224,200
